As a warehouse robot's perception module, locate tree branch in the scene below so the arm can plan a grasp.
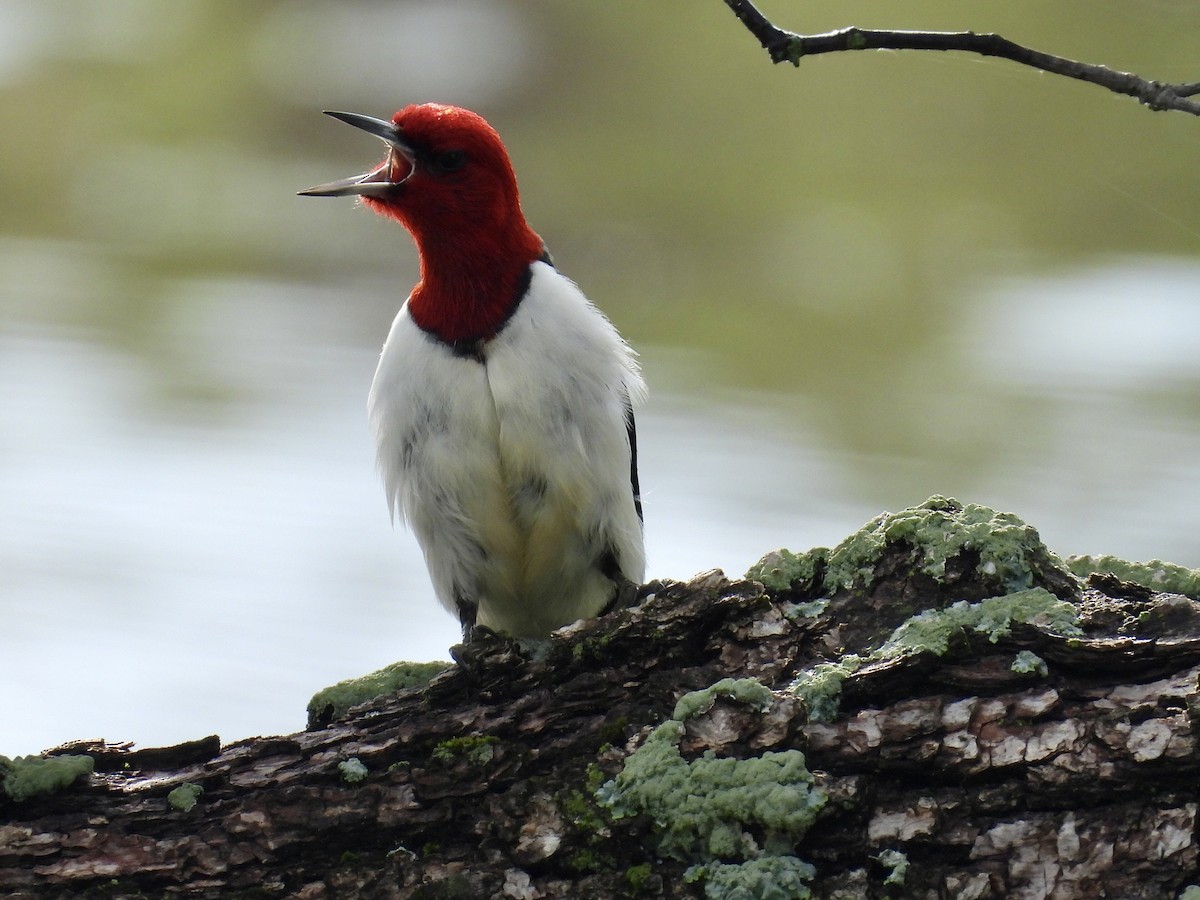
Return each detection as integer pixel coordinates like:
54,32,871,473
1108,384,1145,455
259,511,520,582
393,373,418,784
6,498,1200,897
723,0,1200,115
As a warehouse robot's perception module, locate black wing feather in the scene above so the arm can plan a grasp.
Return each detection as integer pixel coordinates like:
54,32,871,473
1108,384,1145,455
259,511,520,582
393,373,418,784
625,398,643,524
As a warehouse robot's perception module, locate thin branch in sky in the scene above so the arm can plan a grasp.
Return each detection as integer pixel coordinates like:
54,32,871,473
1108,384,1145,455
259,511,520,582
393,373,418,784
723,0,1200,116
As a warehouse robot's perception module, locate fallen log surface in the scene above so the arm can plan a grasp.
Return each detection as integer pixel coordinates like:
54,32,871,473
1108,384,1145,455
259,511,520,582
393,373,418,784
4,497,1200,899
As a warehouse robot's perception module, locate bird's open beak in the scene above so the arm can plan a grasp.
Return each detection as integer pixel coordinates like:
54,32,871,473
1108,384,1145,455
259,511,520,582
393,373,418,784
298,111,417,198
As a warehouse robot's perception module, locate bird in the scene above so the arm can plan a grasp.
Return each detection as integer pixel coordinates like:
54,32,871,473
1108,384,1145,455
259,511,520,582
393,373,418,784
300,103,646,640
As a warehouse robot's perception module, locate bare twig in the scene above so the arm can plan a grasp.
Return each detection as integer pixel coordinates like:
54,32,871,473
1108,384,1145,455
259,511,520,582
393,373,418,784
723,0,1200,116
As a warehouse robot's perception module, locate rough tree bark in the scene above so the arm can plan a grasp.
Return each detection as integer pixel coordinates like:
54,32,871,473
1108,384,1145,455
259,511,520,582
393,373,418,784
3,498,1200,899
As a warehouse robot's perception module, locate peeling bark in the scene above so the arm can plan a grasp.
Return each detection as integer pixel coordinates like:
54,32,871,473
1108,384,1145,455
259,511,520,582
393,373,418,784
4,538,1200,898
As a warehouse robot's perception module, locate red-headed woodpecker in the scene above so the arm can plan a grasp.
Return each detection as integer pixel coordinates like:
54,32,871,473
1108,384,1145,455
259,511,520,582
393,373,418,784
300,103,645,639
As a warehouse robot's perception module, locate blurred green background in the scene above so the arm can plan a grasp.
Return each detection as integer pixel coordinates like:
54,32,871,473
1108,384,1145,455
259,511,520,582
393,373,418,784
4,1,1200,753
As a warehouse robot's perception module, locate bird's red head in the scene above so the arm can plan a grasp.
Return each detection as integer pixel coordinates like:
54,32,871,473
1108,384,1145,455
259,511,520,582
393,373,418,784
301,103,547,343
371,106,528,244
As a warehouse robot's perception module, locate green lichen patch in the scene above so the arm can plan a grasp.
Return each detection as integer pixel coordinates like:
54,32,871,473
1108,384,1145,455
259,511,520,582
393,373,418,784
558,772,623,876
598,679,824,896
338,758,369,783
1011,650,1048,677
600,731,821,863
431,735,500,767
783,599,830,620
791,588,1081,722
672,677,774,722
1068,554,1200,599
790,657,863,725
887,588,1081,654
685,856,817,900
561,785,611,843
624,862,654,891
875,849,909,886
167,782,203,812
750,497,1076,602
747,547,828,594
0,753,94,802
824,496,1070,594
307,660,451,727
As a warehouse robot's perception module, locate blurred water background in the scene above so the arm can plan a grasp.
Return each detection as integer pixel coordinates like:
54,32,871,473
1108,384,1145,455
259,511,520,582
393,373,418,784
3,1,1200,755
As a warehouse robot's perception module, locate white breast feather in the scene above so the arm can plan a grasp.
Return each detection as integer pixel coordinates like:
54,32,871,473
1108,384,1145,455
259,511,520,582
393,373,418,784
368,262,645,638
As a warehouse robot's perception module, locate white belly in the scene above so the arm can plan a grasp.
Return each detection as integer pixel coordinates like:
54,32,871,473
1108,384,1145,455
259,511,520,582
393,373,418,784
368,262,645,638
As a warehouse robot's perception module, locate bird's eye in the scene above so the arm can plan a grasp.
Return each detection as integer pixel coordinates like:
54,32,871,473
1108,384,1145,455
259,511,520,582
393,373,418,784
431,149,467,173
